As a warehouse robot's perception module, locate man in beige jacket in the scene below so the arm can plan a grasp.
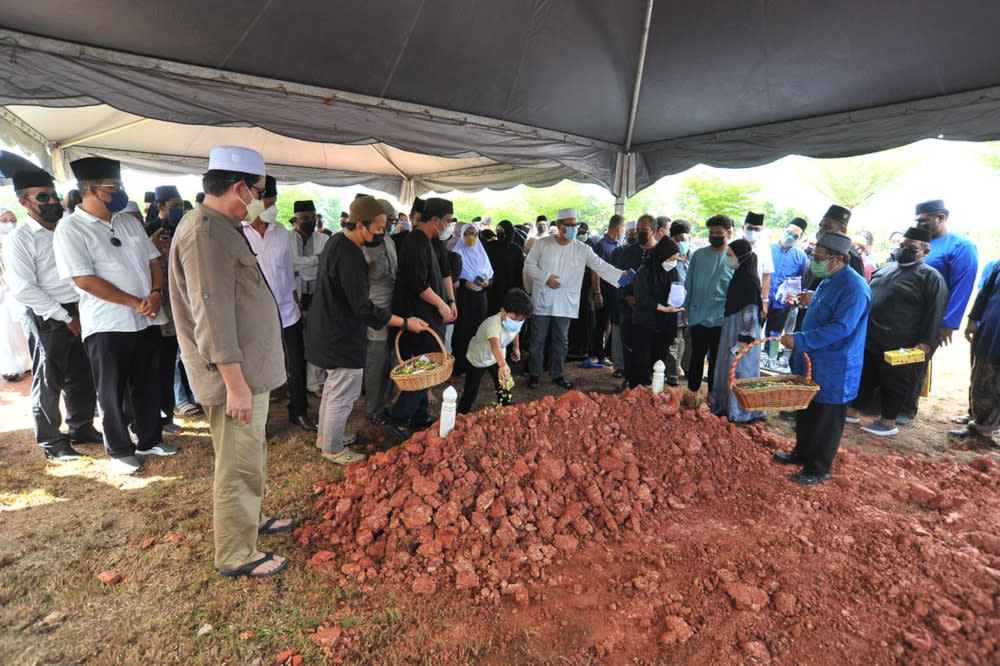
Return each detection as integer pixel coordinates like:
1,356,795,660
169,146,291,578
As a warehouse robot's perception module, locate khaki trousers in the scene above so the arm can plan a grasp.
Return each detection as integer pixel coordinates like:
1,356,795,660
205,392,270,570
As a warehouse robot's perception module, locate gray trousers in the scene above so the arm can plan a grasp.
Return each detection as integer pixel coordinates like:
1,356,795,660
363,337,395,418
667,326,690,382
529,314,571,379
317,368,363,454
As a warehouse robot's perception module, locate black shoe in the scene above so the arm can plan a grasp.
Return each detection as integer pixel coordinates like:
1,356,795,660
290,415,318,432
68,425,103,444
948,427,995,441
528,376,540,389
895,413,915,426
552,376,574,390
772,451,806,465
410,417,436,432
384,423,412,442
791,471,831,485
45,445,84,462
666,378,680,387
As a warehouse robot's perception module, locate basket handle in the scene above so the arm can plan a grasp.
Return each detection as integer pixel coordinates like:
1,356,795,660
394,326,448,365
729,336,811,388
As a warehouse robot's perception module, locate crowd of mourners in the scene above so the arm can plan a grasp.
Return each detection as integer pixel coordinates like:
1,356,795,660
0,144,994,578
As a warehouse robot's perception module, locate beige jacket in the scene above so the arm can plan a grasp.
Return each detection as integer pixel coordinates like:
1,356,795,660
169,204,285,406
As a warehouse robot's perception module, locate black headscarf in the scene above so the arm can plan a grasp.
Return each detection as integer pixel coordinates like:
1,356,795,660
495,220,514,246
642,236,681,294
724,238,762,317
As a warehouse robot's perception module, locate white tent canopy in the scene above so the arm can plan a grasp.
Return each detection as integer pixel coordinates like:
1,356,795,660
2,1,1000,203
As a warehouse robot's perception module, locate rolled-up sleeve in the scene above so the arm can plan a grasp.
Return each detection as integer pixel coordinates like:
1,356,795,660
177,234,243,364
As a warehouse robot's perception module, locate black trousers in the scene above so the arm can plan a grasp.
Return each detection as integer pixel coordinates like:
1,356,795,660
628,325,672,389
900,361,928,418
591,283,614,358
157,333,178,424
452,288,488,376
282,320,309,418
457,363,505,414
620,308,635,381
26,309,97,451
853,349,920,421
765,307,791,336
793,401,848,476
84,328,162,458
687,324,722,393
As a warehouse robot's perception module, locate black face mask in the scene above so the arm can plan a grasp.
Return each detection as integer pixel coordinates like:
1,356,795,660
636,231,650,246
300,222,317,235
37,202,64,225
364,232,385,248
892,247,920,265
708,236,725,248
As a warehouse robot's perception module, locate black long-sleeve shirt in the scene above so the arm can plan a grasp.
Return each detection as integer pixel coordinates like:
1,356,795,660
305,234,391,369
393,230,446,338
866,261,948,353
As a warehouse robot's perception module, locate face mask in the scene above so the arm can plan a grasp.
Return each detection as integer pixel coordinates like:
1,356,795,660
636,230,650,246
463,235,478,247
244,198,266,222
300,221,317,235
744,229,760,243
438,222,454,241
364,232,385,248
38,203,65,225
676,241,690,256
0,221,14,234
501,316,523,333
726,255,740,270
781,233,797,248
708,236,726,248
562,226,578,241
102,189,129,213
661,260,677,272
810,258,832,278
892,247,920,266
167,207,185,225
258,205,278,224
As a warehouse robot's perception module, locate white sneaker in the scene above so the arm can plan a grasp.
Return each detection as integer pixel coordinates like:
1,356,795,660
109,456,143,475
136,442,179,456
321,449,367,465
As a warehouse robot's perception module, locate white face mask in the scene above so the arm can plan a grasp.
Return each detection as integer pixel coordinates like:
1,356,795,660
0,221,15,234
244,197,266,222
258,205,278,224
661,259,677,272
744,229,760,243
438,221,454,241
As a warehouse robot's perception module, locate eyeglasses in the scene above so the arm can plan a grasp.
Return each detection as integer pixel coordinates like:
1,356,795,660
24,192,62,203
94,184,124,194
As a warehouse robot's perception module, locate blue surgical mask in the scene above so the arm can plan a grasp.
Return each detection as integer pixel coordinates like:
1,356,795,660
562,226,578,241
676,241,690,256
167,207,184,225
501,316,523,333
104,189,129,213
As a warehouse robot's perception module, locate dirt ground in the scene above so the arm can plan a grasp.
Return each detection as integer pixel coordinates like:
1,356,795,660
1,335,996,664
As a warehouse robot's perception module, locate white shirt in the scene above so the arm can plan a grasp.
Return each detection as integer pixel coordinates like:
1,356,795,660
291,230,329,295
53,208,165,339
242,221,300,328
744,233,775,283
2,217,79,321
523,236,622,318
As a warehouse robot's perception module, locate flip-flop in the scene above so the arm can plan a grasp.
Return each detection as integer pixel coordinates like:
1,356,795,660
219,552,288,578
258,517,298,535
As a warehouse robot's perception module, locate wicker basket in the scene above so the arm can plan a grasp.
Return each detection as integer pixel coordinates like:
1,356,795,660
390,328,454,391
730,336,819,411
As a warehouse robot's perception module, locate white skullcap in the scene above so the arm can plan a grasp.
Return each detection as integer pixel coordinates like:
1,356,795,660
625,220,637,230
556,208,577,221
121,201,141,214
208,145,266,177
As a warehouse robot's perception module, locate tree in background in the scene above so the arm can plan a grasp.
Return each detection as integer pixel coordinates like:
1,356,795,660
674,172,761,234
757,201,810,231
799,149,912,210
977,141,1000,174
274,184,346,228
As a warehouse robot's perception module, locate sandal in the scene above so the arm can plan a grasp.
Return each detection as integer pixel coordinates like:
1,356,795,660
174,402,203,417
258,517,298,536
219,552,288,578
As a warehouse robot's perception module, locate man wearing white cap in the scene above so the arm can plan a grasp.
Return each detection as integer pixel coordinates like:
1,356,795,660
524,208,630,389
170,146,292,578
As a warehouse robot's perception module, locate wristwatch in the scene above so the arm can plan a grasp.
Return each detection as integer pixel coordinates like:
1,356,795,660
150,288,163,296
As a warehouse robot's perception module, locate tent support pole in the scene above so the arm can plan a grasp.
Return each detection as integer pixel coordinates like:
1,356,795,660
623,0,655,153
55,118,151,150
369,144,409,180
614,196,626,217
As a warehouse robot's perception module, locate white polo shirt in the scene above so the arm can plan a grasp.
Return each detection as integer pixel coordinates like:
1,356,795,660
2,217,79,321
53,207,166,339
